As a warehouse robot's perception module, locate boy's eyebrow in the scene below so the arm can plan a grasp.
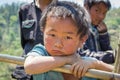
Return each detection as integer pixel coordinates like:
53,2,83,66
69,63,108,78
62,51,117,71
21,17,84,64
63,32,76,34
49,29,56,32
49,29,76,34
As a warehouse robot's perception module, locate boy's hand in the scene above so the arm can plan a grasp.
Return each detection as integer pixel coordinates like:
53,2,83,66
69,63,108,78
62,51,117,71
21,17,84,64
70,57,97,78
97,22,107,33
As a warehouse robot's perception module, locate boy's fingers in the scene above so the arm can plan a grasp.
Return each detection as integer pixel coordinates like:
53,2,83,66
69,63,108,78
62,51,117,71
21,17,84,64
77,63,87,78
71,62,82,77
72,63,79,77
81,67,88,77
77,66,84,78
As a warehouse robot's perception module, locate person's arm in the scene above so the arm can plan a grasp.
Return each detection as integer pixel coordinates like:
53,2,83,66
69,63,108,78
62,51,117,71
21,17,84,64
24,52,81,75
24,55,69,74
24,43,81,79
78,46,115,64
99,32,112,50
97,22,112,51
94,59,114,71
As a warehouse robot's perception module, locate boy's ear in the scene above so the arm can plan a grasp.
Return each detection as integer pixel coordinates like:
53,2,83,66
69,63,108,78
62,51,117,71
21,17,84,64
81,35,88,43
79,35,88,48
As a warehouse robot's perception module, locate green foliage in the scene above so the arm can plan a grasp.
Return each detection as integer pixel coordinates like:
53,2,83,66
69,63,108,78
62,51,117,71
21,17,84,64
0,2,23,80
105,7,120,49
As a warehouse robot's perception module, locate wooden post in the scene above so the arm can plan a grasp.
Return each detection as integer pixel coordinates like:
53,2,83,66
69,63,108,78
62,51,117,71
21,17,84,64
114,36,120,80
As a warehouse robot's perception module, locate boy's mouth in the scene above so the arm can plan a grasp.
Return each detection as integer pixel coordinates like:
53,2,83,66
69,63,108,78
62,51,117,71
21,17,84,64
52,50,64,55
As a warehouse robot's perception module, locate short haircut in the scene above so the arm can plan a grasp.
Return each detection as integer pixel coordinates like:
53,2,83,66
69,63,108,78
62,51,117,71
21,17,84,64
84,0,111,10
40,1,91,38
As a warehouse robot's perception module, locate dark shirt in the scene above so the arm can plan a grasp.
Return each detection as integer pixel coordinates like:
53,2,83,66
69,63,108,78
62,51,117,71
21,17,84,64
19,2,43,55
79,25,115,64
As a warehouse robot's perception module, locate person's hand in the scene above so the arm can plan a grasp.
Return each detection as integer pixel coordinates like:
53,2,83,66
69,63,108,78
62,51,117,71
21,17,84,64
70,57,98,78
97,22,108,33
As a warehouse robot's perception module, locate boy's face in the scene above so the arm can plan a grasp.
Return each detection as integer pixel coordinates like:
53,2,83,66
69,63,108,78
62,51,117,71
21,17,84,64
37,0,53,4
87,2,108,26
43,17,83,56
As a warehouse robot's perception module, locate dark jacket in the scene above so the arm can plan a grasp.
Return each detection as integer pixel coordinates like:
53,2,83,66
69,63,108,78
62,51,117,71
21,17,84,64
19,2,43,55
79,26,115,64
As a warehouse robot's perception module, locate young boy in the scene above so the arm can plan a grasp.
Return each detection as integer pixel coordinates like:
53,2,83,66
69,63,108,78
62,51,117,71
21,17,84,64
24,1,113,80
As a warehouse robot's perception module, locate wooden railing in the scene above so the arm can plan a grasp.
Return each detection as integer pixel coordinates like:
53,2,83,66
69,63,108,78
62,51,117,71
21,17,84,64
0,53,120,80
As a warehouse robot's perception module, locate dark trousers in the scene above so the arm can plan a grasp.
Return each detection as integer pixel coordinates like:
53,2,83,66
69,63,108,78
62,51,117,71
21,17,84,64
11,42,38,80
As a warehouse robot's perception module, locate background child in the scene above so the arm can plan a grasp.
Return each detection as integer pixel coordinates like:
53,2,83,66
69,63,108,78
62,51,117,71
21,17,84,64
24,1,113,80
79,0,115,64
79,0,114,80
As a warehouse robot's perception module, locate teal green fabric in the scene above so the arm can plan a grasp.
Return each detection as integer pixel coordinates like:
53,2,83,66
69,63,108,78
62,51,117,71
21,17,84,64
33,71,64,80
28,44,64,80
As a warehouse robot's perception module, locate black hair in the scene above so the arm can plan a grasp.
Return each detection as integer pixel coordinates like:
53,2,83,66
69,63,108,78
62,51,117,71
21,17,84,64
84,0,111,10
40,1,91,38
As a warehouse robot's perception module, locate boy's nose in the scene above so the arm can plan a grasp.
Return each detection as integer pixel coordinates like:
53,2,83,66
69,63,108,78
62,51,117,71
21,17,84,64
54,39,63,49
98,14,105,21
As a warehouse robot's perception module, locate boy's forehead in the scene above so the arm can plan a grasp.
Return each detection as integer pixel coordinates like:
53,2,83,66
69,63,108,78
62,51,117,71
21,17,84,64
47,14,74,23
45,16,78,33
92,2,108,9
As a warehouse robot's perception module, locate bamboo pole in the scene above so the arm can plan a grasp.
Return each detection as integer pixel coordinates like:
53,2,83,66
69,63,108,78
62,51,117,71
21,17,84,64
114,36,120,80
0,54,120,80
0,54,24,65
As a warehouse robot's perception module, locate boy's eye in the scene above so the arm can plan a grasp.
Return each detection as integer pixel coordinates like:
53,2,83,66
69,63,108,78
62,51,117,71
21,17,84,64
64,36,72,40
95,9,99,13
48,34,55,37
